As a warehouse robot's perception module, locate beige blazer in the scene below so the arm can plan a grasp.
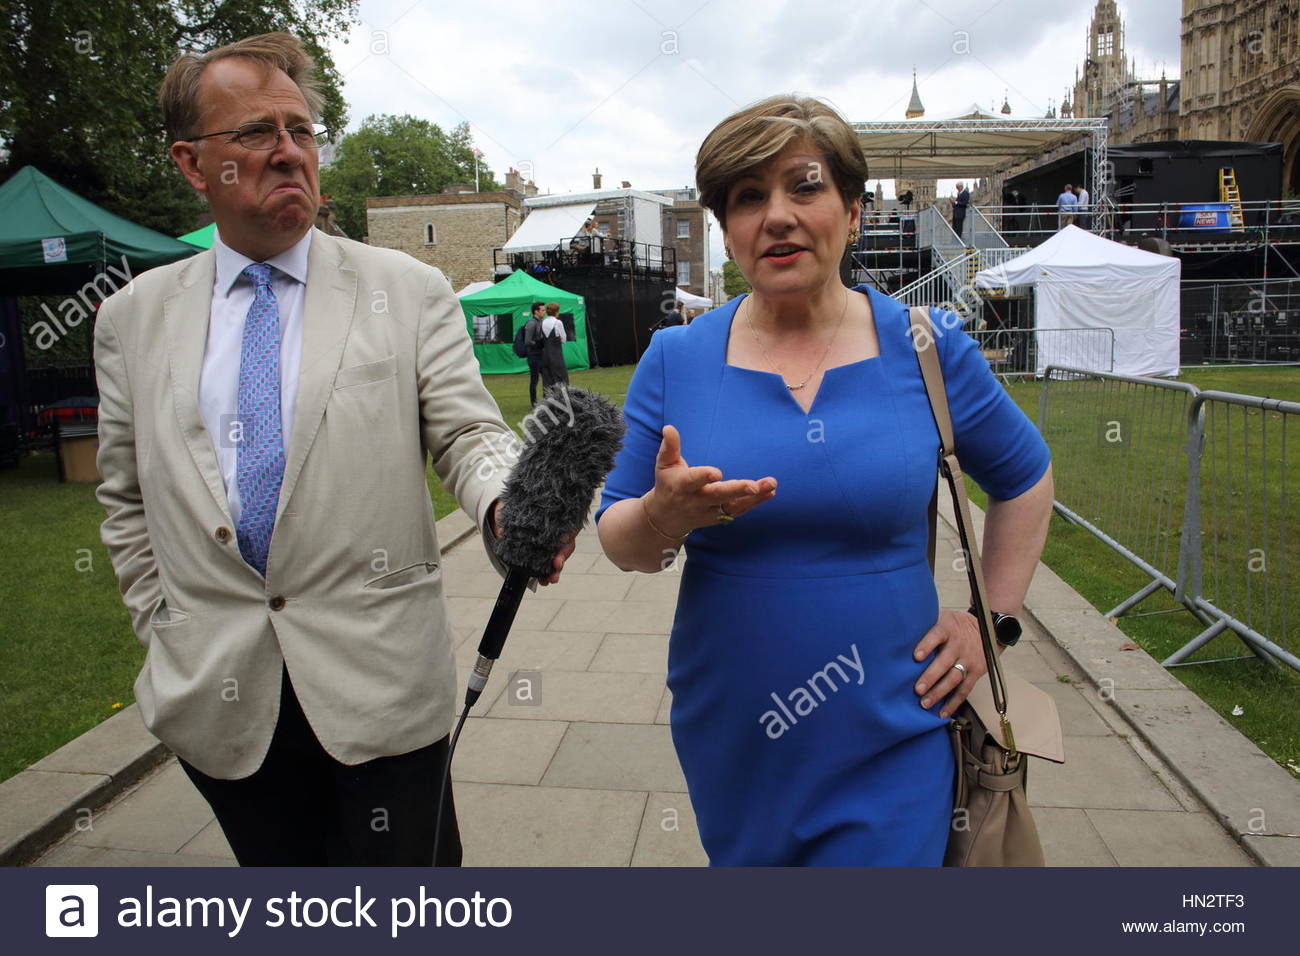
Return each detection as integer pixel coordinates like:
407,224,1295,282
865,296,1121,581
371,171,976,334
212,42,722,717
94,230,518,779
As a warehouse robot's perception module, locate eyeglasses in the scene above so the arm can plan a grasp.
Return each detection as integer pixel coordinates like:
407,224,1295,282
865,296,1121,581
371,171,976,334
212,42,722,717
186,122,330,150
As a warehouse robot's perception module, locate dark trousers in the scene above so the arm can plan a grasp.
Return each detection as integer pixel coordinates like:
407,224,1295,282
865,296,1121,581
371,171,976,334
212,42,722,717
180,668,461,866
527,355,541,405
951,209,966,239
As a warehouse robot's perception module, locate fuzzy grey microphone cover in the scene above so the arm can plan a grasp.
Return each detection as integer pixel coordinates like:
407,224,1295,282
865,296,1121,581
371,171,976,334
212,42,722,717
495,386,626,578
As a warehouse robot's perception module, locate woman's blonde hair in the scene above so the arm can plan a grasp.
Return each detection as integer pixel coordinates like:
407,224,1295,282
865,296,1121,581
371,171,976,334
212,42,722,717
695,94,868,229
546,302,560,316
159,32,324,143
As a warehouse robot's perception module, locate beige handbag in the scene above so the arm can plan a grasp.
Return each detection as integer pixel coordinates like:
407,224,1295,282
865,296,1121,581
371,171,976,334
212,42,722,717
909,306,1065,867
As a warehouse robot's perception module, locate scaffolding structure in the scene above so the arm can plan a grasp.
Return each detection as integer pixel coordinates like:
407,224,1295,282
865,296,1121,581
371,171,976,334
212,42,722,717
851,116,1111,211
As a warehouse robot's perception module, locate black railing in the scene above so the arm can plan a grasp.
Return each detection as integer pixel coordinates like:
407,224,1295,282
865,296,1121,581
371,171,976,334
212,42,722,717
494,238,677,282
975,200,1300,249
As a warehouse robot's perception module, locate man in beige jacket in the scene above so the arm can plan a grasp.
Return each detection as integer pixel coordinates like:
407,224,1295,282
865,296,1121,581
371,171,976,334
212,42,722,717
94,32,571,866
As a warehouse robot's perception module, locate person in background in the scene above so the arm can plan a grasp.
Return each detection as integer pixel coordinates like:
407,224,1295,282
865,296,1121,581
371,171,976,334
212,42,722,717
951,181,970,239
569,218,598,258
524,301,545,406
539,301,569,388
1002,186,1024,237
664,301,686,327
1073,183,1091,231
1057,183,1078,229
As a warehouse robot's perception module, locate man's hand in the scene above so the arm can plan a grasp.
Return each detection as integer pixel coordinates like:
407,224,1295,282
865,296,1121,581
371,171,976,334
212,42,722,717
490,498,577,586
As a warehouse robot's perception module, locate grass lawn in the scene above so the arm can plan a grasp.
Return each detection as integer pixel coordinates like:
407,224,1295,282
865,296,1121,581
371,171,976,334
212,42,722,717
4,359,1296,783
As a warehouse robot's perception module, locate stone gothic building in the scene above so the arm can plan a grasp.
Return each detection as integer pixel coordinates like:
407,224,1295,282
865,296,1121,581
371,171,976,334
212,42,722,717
1180,0,1300,193
1061,0,1181,145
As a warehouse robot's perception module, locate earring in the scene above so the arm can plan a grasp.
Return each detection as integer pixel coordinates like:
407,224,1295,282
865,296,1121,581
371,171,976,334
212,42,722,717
848,227,861,244
724,244,733,260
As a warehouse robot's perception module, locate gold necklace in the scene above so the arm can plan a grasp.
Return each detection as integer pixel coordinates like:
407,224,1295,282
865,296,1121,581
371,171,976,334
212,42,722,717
744,290,851,391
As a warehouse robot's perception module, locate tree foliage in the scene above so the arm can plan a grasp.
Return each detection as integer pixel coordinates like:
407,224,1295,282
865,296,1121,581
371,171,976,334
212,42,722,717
319,115,500,240
722,259,752,298
0,0,359,237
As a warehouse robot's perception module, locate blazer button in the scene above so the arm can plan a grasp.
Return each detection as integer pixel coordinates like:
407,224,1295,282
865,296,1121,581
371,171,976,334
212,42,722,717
269,595,286,611
215,526,232,543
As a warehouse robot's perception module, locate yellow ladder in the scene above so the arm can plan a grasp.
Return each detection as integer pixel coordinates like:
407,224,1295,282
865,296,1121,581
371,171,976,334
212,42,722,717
1219,167,1244,230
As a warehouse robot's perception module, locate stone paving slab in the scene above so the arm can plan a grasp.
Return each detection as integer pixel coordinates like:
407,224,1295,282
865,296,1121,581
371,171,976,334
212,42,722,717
38,844,233,867
1032,807,1117,866
451,718,568,786
588,633,670,674
632,792,710,867
177,819,236,860
0,770,112,865
1242,835,1300,866
1029,736,1183,811
454,627,606,672
483,670,664,724
31,705,166,782
540,723,689,793
1085,808,1253,867
455,782,646,867
60,761,212,855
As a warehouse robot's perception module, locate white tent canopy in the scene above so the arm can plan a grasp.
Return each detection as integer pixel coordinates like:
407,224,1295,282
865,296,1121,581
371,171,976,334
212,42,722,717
674,287,712,310
975,225,1181,377
502,202,596,253
456,280,493,298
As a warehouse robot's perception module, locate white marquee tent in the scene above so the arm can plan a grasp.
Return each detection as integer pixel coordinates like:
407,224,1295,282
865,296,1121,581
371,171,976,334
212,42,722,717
974,225,1181,377
456,280,493,298
674,286,712,310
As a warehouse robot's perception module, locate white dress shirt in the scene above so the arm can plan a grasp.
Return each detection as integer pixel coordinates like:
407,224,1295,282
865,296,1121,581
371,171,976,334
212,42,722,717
540,315,566,342
198,227,312,524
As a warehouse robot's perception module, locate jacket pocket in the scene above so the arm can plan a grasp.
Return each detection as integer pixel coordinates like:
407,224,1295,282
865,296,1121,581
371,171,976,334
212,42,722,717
148,600,191,628
334,354,397,389
364,561,440,590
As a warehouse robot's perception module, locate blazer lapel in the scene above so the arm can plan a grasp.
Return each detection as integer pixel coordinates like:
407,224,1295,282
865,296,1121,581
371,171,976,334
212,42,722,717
276,232,358,520
162,250,232,522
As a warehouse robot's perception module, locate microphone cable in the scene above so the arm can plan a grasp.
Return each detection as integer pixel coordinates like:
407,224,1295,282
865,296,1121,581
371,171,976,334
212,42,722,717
433,698,472,867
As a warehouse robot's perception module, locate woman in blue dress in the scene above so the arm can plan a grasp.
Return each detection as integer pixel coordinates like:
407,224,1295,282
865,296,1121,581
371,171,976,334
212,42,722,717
595,95,1054,866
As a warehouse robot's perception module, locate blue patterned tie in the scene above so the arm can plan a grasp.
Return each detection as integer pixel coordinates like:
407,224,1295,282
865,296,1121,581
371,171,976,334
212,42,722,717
235,262,285,576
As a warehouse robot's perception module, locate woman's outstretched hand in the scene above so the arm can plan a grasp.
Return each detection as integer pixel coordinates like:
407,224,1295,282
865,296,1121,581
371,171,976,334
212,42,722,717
912,608,1004,719
642,424,777,538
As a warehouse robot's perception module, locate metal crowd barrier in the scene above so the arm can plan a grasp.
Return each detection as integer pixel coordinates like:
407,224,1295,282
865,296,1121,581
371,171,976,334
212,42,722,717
1172,391,1300,670
970,327,1114,381
1039,367,1299,673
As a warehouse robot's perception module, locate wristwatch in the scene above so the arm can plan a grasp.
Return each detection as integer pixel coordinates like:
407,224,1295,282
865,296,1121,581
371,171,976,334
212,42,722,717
967,606,1023,647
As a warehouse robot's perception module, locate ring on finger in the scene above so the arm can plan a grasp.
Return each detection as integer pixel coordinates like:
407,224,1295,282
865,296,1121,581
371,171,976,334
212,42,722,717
951,661,967,677
716,504,735,524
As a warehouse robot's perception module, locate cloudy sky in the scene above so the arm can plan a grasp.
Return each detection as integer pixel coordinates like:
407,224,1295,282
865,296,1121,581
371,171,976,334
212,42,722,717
326,0,1182,265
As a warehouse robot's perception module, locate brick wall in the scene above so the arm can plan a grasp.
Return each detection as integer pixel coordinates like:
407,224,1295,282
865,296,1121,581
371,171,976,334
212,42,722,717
366,193,522,291
658,196,708,296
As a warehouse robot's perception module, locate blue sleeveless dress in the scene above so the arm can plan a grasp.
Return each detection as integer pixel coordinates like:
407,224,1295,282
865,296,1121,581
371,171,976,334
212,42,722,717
595,285,1051,866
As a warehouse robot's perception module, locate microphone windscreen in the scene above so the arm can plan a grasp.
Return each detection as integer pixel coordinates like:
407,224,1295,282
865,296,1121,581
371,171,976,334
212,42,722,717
495,385,626,578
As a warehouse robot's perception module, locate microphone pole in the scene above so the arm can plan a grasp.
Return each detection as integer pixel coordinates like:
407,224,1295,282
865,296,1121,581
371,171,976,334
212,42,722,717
465,567,530,708
432,386,625,866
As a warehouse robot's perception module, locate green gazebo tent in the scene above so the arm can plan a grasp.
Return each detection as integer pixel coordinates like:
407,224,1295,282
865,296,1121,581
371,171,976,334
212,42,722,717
178,222,216,248
460,270,589,375
0,166,197,295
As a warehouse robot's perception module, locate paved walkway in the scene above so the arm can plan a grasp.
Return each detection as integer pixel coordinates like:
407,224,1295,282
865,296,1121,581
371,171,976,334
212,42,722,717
31,513,1256,867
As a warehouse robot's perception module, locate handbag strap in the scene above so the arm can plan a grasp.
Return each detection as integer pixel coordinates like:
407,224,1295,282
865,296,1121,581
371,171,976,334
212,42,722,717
908,306,1015,745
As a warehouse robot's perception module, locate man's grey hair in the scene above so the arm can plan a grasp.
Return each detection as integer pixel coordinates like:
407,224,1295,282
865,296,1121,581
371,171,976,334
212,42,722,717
158,32,324,143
